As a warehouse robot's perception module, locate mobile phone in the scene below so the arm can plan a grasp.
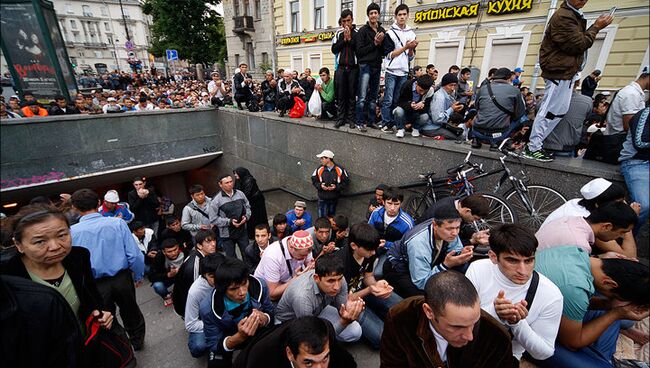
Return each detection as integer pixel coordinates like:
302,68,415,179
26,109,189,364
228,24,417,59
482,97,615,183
608,6,616,16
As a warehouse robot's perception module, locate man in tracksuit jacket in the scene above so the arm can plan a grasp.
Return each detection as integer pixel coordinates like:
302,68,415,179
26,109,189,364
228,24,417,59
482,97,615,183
311,150,350,218
208,174,252,259
381,4,417,134
355,2,386,130
331,9,358,129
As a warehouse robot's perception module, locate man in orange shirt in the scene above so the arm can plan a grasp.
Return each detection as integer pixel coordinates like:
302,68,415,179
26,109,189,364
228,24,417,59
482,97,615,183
20,101,48,117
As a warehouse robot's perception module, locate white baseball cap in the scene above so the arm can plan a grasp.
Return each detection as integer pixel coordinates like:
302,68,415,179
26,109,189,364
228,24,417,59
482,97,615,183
316,150,334,159
104,190,120,203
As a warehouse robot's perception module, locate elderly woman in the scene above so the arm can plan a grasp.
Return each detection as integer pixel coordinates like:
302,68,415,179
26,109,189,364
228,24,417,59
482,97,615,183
234,167,269,240
1,204,117,363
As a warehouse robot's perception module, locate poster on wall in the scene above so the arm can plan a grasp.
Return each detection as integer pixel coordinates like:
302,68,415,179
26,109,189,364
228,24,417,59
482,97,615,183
0,2,64,99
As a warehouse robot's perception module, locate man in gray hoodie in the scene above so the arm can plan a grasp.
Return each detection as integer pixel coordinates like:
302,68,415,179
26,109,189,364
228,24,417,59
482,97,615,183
208,174,251,259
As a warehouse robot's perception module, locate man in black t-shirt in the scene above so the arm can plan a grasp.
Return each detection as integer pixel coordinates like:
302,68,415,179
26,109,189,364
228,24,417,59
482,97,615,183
334,223,402,349
160,215,194,256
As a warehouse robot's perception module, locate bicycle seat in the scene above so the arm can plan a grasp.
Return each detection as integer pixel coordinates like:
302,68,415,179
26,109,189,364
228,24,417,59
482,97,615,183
418,171,436,179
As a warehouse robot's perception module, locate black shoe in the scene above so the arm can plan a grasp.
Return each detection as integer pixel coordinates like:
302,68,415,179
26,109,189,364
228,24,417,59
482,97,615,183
334,121,345,129
279,110,285,117
349,123,356,129
489,142,499,151
368,123,380,129
356,125,367,132
471,138,482,149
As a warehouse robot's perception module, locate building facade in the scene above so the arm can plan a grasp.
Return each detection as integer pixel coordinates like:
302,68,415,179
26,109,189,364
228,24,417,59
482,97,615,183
52,0,152,73
222,0,276,79
271,0,649,92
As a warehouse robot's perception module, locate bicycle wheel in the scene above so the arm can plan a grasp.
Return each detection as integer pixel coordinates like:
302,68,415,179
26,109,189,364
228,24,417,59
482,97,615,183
505,184,567,231
403,192,435,223
478,193,518,229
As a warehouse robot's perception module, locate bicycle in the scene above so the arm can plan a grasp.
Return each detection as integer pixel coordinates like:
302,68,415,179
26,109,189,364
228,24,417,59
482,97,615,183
403,152,518,230
404,138,567,230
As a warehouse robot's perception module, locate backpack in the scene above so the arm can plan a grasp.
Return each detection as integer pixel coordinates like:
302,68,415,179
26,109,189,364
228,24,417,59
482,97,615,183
381,31,396,57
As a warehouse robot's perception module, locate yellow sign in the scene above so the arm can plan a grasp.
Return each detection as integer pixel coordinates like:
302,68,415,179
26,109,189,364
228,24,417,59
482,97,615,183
279,31,335,45
279,36,300,45
487,0,533,15
317,31,335,41
414,3,479,23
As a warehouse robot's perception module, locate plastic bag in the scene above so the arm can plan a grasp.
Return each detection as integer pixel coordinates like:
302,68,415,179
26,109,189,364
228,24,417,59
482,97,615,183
289,97,306,118
308,91,322,117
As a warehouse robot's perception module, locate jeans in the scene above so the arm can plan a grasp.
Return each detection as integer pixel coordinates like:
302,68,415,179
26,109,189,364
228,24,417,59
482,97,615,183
318,199,338,218
188,332,209,358
364,293,403,321
318,305,362,342
357,292,403,348
263,102,275,111
152,279,174,298
620,159,650,235
532,310,620,368
356,64,381,126
472,120,523,146
221,236,249,259
392,107,431,130
381,73,408,127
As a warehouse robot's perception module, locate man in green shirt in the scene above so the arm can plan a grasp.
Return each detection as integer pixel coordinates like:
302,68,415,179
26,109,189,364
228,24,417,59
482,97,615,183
533,246,649,367
315,67,336,120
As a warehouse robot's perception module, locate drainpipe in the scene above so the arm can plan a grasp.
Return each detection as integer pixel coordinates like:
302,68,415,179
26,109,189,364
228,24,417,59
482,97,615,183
530,0,558,94
269,0,277,74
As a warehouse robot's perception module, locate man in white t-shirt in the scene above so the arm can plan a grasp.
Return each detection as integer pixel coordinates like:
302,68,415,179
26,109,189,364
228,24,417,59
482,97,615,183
466,223,563,363
253,230,314,301
605,69,649,136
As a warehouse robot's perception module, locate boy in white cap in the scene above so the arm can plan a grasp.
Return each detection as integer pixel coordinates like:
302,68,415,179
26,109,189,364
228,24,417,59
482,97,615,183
99,189,134,223
311,150,350,218
254,230,315,301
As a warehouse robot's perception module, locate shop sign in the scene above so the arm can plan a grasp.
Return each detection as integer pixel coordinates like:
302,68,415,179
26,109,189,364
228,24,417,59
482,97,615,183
487,0,533,15
279,31,335,45
279,36,300,45
414,0,533,23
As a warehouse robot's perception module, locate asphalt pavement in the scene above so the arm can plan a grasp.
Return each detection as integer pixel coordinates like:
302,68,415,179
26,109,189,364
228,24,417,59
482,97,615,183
130,282,380,368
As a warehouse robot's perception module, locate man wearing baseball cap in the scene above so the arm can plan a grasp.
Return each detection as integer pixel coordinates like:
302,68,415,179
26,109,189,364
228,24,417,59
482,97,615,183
311,150,350,218
286,200,313,232
254,230,315,301
512,67,524,87
99,190,134,223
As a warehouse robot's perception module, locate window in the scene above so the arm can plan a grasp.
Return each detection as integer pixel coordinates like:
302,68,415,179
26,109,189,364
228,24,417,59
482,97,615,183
73,31,80,42
254,0,261,19
235,54,241,67
94,51,103,58
100,6,108,16
247,42,256,68
341,0,353,11
70,19,77,29
82,5,92,16
243,0,250,16
123,8,130,18
65,3,73,14
290,1,300,33
262,52,269,65
104,22,110,31
314,0,324,30
291,53,303,72
374,0,391,23
582,25,617,76
487,39,523,71
309,54,322,71
433,43,462,77
480,27,531,81
78,50,85,57
234,0,240,17
107,36,113,44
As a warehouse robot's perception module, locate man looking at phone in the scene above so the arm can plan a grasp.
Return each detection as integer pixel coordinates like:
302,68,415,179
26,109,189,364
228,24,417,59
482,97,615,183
209,174,252,259
524,0,613,162
428,73,465,139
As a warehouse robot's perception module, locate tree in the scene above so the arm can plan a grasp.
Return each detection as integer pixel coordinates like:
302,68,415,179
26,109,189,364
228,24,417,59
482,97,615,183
142,0,226,66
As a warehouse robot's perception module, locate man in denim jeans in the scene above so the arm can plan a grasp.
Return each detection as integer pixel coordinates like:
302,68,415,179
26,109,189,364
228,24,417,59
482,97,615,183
311,150,350,218
381,4,418,134
355,2,386,131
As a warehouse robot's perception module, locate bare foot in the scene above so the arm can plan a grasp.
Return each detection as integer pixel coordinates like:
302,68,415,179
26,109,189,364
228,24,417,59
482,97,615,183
621,327,650,346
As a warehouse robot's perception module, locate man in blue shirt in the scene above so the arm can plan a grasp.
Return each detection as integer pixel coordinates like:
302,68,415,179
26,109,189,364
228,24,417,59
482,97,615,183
70,188,146,351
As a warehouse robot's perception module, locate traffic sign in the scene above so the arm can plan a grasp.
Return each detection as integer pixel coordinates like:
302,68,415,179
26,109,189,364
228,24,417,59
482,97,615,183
125,40,135,50
166,49,179,61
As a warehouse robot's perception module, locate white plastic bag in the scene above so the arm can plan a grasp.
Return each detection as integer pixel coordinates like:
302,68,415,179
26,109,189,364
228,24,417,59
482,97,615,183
308,91,322,117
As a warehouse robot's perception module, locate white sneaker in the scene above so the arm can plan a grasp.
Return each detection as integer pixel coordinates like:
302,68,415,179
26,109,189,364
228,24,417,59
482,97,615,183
412,129,420,137
396,129,405,138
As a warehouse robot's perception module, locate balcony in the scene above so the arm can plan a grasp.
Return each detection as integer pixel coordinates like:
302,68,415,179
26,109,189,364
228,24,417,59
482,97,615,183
233,15,254,34
83,42,108,48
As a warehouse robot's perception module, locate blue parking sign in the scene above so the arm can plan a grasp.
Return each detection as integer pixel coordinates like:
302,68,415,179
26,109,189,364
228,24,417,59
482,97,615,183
166,49,178,61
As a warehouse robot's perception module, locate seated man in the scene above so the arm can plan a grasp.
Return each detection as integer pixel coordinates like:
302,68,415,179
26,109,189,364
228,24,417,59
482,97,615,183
285,200,312,232
253,230,314,301
234,316,357,368
160,215,193,255
428,73,465,139
380,271,514,367
418,194,490,247
335,223,402,349
271,213,292,240
366,184,388,219
243,223,273,272
199,258,274,368
393,74,435,138
307,217,336,258
533,246,650,367
99,190,134,223
384,207,472,298
329,214,349,248
130,221,157,274
277,70,305,117
275,253,364,343
368,187,414,278
184,253,224,358
536,201,638,258
315,67,336,119
466,224,563,363
172,229,219,317
149,238,185,306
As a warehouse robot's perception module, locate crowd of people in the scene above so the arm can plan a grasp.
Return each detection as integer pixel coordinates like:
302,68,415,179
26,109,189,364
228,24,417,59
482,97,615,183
1,1,649,367
1,145,649,368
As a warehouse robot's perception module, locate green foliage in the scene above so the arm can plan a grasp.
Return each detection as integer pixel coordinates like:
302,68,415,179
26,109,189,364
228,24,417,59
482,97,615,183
258,62,273,74
142,0,226,66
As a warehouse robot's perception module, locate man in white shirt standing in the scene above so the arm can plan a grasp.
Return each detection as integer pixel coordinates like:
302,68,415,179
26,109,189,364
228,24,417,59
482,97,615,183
466,223,563,364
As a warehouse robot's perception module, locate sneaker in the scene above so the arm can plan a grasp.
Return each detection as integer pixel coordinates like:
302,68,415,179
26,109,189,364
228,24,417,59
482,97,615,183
411,128,420,137
522,146,554,162
382,126,395,133
334,121,345,129
356,125,367,132
396,129,405,138
163,294,173,307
